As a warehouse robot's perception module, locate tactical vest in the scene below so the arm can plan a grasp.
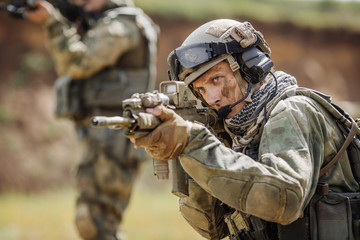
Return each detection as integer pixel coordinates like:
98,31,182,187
54,7,158,121
225,87,360,240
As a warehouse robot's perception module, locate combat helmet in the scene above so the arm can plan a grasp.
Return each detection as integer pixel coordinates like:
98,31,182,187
167,19,274,114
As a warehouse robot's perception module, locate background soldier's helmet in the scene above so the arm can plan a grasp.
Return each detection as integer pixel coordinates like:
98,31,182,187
167,19,274,99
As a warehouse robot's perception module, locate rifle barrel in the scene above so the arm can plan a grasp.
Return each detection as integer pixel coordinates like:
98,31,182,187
91,116,134,128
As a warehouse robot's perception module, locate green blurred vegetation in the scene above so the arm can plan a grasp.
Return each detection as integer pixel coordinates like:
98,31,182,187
134,0,360,32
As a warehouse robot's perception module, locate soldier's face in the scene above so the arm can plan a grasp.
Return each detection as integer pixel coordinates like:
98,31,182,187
73,0,108,13
192,61,246,118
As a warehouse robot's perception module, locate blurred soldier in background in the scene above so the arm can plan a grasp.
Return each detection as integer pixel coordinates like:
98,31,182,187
27,0,159,239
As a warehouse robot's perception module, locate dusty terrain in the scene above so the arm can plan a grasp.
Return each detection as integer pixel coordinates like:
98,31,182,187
0,14,359,191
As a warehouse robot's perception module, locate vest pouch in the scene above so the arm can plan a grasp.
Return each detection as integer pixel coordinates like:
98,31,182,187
343,192,360,240
83,68,149,108
348,140,360,184
310,192,353,240
348,129,360,184
54,75,85,119
178,180,229,240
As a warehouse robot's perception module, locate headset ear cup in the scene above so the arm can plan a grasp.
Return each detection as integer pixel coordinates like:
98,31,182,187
248,66,262,83
238,47,274,84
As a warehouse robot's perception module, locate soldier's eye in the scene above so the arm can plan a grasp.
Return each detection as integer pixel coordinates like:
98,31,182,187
198,87,205,94
213,76,221,83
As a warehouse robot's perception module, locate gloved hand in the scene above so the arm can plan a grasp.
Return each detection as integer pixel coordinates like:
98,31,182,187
132,105,191,161
26,1,54,23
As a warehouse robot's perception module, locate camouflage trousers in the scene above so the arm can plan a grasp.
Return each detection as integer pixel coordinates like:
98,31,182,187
74,124,147,240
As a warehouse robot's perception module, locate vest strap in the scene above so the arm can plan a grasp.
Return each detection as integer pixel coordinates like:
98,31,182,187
319,118,358,177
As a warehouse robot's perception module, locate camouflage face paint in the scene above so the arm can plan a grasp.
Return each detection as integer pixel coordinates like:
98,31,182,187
221,77,231,98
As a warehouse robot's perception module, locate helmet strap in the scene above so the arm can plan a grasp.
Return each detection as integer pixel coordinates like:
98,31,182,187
226,55,255,103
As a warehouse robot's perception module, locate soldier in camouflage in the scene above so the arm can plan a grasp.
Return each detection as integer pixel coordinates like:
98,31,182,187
27,0,159,239
130,19,360,239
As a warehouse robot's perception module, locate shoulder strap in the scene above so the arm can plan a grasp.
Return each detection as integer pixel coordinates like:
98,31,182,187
319,118,358,176
106,7,159,92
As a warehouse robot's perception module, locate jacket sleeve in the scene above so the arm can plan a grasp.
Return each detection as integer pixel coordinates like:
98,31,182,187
42,9,141,79
179,96,345,225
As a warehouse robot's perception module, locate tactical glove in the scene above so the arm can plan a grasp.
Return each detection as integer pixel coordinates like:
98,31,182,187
133,105,190,161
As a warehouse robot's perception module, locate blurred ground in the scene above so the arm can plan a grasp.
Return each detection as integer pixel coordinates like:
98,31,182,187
0,10,360,240
0,170,204,240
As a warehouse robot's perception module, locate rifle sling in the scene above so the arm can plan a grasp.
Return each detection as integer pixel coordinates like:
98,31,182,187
319,118,358,177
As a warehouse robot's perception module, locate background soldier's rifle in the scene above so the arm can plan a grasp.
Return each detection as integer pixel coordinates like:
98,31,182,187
92,81,231,197
0,0,89,29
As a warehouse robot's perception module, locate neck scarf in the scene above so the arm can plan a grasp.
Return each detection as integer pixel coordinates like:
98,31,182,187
225,71,297,147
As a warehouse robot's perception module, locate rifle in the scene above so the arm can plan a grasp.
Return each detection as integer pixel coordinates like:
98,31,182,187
0,0,88,27
92,81,230,197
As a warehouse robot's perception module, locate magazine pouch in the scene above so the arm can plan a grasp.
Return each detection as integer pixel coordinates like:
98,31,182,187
83,68,149,108
310,191,354,240
54,75,85,119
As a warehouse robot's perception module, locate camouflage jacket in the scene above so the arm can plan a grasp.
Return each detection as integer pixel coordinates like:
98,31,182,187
179,88,359,225
41,4,154,80
42,4,158,114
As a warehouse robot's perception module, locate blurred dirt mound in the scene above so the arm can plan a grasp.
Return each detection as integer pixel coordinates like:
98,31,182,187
0,14,359,191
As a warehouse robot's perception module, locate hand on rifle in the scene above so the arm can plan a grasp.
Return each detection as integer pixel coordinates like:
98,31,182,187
26,0,54,23
131,105,191,161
